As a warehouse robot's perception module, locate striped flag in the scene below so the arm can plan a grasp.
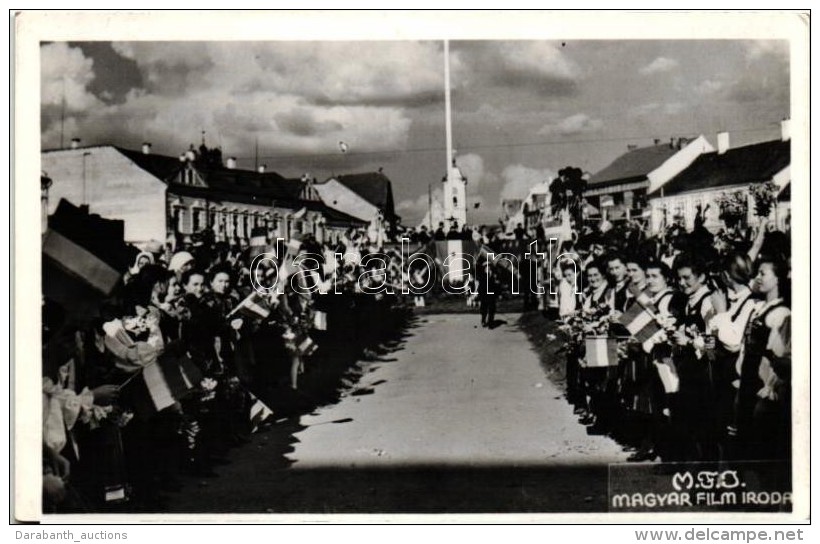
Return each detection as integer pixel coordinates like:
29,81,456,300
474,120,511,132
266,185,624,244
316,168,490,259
296,333,318,357
583,336,619,367
42,229,121,295
248,392,274,433
229,291,272,321
120,353,203,419
617,292,663,344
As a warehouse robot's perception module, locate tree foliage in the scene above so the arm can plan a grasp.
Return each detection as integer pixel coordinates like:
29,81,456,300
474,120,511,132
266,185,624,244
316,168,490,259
549,166,587,223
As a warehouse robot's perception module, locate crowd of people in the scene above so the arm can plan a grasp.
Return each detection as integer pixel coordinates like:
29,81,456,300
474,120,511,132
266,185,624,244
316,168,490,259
528,213,792,467
40,195,794,513
42,224,410,513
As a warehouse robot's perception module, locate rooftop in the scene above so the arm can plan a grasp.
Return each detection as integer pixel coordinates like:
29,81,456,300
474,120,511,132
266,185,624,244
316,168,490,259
588,143,680,188
654,139,790,196
328,172,396,216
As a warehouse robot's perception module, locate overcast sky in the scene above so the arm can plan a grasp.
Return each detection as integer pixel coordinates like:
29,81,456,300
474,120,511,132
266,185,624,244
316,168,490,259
41,40,789,225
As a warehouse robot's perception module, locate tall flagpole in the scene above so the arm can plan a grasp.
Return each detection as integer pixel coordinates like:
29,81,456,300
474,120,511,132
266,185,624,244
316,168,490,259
444,39,453,175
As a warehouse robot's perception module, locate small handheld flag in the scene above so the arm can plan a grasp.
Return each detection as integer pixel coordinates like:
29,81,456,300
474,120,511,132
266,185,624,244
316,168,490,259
583,336,619,368
119,353,203,419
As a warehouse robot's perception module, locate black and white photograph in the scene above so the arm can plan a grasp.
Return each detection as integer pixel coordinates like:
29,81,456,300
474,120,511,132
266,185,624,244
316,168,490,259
13,11,809,522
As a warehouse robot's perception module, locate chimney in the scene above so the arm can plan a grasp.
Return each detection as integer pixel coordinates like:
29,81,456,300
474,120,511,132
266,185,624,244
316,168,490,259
627,144,638,151
226,157,237,169
781,118,791,142
653,138,661,145
70,138,81,150
257,164,266,173
717,131,730,154
142,142,152,155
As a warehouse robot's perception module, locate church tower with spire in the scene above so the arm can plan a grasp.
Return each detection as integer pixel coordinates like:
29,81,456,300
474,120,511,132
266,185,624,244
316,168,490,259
441,40,467,228
443,158,467,227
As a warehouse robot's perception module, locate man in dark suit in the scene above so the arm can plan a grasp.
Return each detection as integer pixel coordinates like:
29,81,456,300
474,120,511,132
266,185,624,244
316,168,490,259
476,259,499,328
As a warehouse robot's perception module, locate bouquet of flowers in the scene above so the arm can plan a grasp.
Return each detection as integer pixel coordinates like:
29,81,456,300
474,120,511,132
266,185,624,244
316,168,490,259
715,191,748,227
122,315,151,343
582,304,612,335
79,404,135,430
199,377,218,403
749,180,779,218
558,304,612,348
557,313,586,346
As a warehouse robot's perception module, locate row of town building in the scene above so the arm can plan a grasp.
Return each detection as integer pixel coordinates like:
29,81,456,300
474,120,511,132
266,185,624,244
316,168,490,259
40,142,399,248
505,119,792,234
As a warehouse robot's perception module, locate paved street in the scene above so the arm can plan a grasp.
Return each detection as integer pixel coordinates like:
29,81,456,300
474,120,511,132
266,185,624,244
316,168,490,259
166,313,629,514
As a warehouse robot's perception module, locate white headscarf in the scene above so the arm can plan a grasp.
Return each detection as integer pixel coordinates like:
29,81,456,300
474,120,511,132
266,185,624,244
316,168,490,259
168,251,194,273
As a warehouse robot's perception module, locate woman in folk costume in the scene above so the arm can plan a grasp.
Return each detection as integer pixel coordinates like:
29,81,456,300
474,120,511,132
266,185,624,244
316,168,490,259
575,260,612,425
629,260,685,462
583,251,631,437
175,267,228,477
670,253,718,461
617,254,656,455
735,256,791,462
130,264,186,344
203,265,255,448
705,252,758,461
99,284,183,507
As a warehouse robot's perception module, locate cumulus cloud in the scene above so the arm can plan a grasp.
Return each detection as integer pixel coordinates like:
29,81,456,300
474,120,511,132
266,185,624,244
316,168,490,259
726,42,789,105
458,41,581,97
639,56,679,75
695,79,725,96
41,41,429,155
743,41,788,61
538,113,603,136
113,41,446,107
41,42,103,112
499,164,555,201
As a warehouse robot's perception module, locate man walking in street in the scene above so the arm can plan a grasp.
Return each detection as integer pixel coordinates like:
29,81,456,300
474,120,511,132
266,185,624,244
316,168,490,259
476,259,499,328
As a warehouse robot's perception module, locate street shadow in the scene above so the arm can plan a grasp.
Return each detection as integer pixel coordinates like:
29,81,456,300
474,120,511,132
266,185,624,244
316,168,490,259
487,319,507,329
165,462,615,513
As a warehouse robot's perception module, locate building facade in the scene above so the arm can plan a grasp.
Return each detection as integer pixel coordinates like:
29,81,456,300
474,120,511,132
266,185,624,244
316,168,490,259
585,135,714,224
648,126,791,233
41,144,366,248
